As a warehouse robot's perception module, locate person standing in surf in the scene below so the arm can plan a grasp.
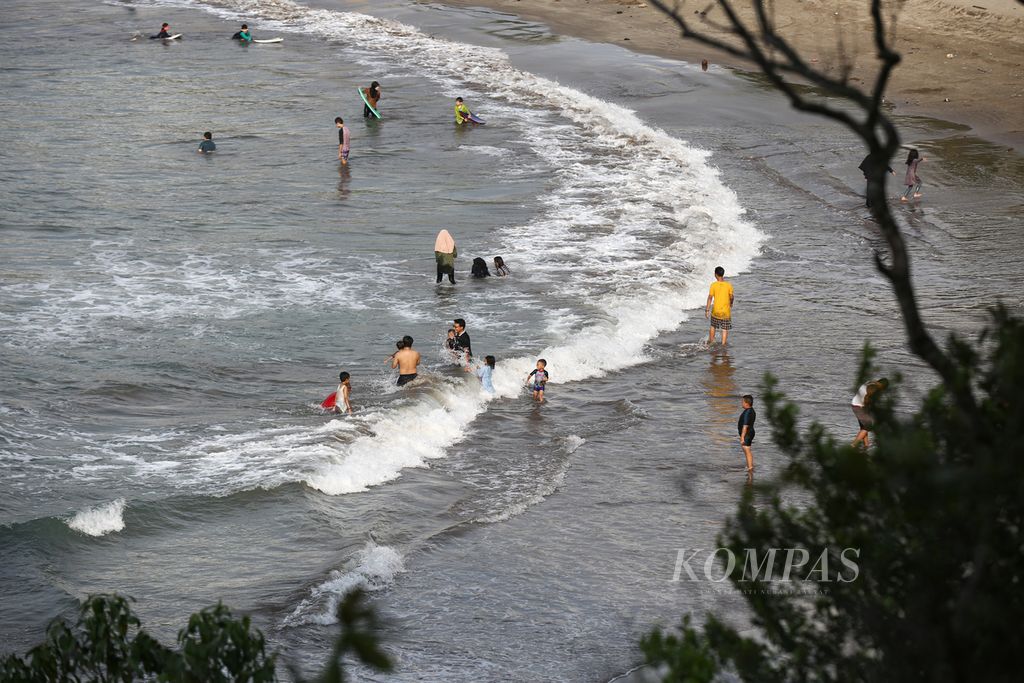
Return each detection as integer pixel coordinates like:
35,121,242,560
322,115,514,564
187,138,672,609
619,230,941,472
197,132,216,154
335,117,350,165
333,371,353,415
851,378,888,449
526,359,549,403
435,229,457,284
362,81,381,118
467,355,496,394
452,318,472,367
150,23,172,39
391,335,421,386
857,153,895,208
705,266,735,345
901,149,925,202
493,256,510,276
231,24,252,42
737,394,755,474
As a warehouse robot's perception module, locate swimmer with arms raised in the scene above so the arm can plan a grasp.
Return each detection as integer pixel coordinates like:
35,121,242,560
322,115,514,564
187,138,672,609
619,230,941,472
391,335,421,386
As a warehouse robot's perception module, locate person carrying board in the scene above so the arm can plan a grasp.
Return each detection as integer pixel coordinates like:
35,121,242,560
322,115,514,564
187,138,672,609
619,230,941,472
362,82,381,118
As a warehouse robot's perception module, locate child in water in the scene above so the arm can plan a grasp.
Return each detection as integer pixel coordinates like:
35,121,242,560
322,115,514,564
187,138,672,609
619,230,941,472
334,371,353,415
454,97,474,125
467,355,496,394
901,149,925,201
493,256,510,276
737,394,755,473
387,340,405,364
526,359,549,402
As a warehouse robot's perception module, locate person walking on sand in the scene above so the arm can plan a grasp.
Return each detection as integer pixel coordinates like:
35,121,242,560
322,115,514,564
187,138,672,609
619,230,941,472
335,117,350,165
738,394,756,473
333,371,353,415
858,153,895,208
901,149,925,202
526,359,549,402
435,230,457,284
362,81,381,118
391,335,421,386
197,132,216,154
851,378,888,448
705,266,734,346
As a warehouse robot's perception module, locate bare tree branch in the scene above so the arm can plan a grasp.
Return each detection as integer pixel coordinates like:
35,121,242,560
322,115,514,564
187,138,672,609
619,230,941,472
648,0,978,415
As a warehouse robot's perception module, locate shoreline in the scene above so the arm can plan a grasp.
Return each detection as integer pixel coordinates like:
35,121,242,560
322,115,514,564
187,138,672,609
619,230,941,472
428,0,1024,151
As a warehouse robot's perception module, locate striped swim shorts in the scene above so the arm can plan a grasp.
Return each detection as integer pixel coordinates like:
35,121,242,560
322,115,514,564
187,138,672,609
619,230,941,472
710,316,732,330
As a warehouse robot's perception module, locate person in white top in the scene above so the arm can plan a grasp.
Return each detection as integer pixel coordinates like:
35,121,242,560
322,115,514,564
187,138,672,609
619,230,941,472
851,378,888,448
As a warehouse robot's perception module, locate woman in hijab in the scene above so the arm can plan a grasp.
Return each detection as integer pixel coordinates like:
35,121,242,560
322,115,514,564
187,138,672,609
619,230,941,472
435,230,457,284
471,257,490,278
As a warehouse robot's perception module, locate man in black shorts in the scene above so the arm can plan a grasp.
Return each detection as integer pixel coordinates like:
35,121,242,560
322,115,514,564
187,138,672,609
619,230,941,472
452,318,472,367
391,335,420,386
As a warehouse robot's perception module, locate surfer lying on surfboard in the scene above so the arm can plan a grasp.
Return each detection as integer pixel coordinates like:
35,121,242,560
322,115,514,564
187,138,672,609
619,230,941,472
150,23,172,39
454,97,484,125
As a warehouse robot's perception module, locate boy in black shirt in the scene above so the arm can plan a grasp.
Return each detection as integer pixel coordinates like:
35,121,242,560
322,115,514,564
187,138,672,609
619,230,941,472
738,394,755,473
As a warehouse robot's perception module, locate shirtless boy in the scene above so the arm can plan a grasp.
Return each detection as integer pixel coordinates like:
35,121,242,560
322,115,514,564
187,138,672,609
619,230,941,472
391,335,421,386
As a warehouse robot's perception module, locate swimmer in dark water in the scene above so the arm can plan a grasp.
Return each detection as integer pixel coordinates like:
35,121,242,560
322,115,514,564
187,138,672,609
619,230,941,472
151,23,172,39
391,335,420,386
197,132,216,153
231,24,252,42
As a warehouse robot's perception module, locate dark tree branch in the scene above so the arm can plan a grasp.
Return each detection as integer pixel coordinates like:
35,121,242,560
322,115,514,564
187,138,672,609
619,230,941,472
648,0,978,416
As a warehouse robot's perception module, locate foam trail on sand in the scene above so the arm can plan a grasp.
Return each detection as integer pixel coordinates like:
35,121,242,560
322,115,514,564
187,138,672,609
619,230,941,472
67,499,126,537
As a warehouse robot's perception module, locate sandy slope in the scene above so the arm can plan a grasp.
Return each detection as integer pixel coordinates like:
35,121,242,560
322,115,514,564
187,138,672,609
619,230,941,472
432,0,1023,148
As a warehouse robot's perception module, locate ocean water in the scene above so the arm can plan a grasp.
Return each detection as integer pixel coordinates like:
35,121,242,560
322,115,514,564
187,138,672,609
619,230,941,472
1,0,1022,679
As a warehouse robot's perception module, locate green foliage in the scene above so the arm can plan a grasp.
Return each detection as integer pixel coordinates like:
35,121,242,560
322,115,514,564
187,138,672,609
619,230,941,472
302,588,393,683
643,309,1024,682
1,590,392,683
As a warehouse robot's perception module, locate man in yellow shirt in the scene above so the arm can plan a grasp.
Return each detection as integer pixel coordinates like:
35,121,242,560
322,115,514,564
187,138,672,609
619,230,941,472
705,266,735,345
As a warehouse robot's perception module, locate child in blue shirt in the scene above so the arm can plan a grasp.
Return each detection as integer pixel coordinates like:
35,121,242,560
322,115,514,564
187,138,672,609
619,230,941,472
467,355,496,394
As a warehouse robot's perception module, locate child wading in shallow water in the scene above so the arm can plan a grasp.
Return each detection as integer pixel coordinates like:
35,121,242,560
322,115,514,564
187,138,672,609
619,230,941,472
737,394,755,473
901,148,925,201
467,355,496,394
334,371,352,415
526,359,549,402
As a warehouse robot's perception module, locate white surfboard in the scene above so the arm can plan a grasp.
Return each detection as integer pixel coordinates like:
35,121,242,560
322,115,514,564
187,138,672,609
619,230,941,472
164,34,183,40
253,38,283,44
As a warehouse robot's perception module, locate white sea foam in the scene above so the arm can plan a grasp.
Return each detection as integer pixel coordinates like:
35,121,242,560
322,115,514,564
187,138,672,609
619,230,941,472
283,541,404,626
77,0,764,501
67,499,126,537
562,435,586,454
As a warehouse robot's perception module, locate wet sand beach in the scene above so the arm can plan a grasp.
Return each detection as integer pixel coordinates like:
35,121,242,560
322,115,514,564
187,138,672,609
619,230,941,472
432,0,1024,148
